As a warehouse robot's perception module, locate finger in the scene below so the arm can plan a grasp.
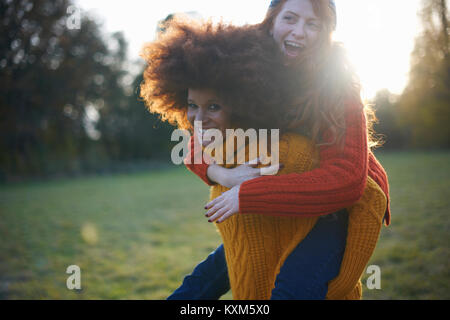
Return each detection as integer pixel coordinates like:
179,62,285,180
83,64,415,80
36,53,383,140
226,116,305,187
246,157,260,167
260,163,284,176
217,210,235,223
254,155,272,166
208,206,229,223
205,195,223,210
205,198,226,217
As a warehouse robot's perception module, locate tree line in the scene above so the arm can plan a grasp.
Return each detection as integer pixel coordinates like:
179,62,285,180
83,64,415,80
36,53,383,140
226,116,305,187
0,0,174,181
373,0,449,150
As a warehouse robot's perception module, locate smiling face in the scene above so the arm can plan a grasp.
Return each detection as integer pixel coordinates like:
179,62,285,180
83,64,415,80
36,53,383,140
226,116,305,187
187,88,232,147
271,0,322,61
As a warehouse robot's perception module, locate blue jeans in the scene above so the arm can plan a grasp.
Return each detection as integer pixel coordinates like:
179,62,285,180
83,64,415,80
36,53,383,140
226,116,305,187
167,244,230,300
167,210,348,300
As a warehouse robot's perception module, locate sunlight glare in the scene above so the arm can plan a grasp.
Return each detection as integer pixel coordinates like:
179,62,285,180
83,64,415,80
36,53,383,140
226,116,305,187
76,0,422,99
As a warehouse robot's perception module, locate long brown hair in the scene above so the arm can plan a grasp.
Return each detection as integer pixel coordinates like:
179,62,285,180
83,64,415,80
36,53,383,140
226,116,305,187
260,0,379,149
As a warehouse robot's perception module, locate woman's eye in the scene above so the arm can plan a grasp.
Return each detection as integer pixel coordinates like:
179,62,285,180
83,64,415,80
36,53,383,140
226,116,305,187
188,103,198,109
208,104,222,111
307,21,321,30
283,15,295,23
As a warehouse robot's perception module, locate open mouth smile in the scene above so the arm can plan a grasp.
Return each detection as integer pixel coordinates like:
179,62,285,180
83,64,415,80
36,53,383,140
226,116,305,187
284,41,305,57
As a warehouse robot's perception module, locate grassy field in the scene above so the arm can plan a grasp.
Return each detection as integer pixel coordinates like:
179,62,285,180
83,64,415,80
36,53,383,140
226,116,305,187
0,151,449,300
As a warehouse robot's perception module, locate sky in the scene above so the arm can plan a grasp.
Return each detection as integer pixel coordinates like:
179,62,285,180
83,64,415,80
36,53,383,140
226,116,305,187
75,0,423,100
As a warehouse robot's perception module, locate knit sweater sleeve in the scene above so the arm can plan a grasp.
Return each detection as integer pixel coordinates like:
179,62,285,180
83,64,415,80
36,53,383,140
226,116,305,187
239,101,369,217
368,152,391,226
184,135,215,186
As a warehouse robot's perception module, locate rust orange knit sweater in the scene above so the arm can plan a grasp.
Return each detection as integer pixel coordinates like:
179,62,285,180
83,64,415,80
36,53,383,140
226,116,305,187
208,132,386,300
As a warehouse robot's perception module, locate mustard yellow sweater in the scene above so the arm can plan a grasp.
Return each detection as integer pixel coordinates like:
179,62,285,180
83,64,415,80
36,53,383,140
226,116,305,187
209,132,387,300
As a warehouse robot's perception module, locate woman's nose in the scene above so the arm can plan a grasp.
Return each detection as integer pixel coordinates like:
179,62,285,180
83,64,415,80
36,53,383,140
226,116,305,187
291,22,306,39
195,108,206,122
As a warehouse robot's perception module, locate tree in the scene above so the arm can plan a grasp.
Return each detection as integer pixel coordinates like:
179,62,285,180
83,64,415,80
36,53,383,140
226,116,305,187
398,0,450,148
372,89,408,149
96,70,175,163
0,0,129,179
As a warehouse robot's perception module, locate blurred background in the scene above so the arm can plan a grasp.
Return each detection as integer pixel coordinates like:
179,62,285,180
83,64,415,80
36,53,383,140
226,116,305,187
0,0,449,299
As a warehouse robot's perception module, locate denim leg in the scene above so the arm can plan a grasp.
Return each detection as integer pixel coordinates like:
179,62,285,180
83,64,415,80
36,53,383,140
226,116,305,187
167,244,230,300
271,210,348,300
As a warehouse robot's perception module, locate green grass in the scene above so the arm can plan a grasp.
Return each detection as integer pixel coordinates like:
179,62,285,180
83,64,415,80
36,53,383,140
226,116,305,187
361,151,450,299
0,152,449,300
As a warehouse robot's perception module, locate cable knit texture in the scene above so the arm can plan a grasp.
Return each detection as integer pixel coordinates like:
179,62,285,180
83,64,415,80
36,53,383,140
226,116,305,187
185,101,391,226
326,176,386,299
209,132,386,300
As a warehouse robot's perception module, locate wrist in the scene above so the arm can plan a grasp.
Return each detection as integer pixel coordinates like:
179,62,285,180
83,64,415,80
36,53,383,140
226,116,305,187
207,164,226,185
236,184,242,214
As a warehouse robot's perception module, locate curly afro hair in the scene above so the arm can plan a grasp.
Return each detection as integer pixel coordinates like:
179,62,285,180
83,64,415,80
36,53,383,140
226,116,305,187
140,16,299,131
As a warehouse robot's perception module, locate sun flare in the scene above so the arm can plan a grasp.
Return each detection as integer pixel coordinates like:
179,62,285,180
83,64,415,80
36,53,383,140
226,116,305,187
76,0,421,99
